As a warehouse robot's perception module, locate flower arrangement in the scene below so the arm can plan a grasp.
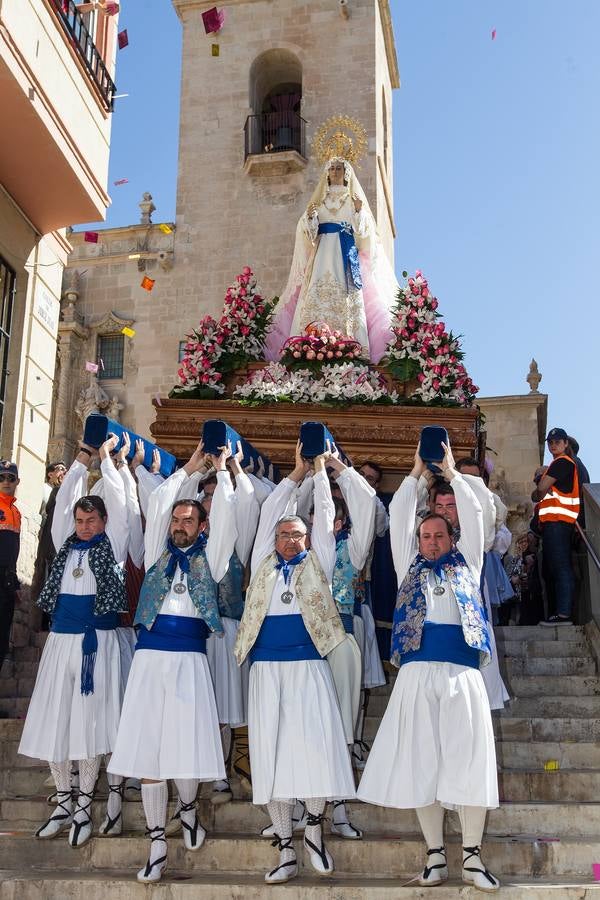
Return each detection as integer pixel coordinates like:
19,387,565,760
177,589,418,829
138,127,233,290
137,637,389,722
233,361,397,406
382,271,479,406
171,267,275,397
280,322,364,371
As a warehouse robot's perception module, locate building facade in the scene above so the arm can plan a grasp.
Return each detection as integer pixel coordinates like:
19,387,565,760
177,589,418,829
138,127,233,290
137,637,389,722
0,0,118,589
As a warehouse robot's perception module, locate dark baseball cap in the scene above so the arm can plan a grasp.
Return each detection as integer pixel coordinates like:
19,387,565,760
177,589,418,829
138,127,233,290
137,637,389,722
546,427,568,442
0,460,18,477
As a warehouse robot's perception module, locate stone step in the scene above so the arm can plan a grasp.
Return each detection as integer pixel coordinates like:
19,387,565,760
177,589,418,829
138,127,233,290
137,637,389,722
495,626,586,641
1,871,599,899
1,831,599,877
498,769,600,802
494,716,600,743
497,639,592,658
2,797,600,839
503,657,596,676
375,674,600,701
495,741,600,770
496,695,600,718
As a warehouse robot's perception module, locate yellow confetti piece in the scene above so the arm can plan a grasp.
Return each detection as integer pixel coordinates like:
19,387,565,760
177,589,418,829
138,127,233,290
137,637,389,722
159,223,173,234
543,760,560,771
211,43,220,56
122,326,135,338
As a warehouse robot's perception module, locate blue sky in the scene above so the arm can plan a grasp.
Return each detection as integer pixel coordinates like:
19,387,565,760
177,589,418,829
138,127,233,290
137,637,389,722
94,0,600,477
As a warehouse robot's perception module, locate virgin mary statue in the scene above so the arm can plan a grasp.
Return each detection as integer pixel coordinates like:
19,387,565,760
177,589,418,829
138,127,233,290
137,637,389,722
264,156,398,363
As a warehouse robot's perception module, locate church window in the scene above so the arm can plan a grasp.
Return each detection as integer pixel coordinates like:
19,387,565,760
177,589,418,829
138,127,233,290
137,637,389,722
97,334,124,380
246,50,305,158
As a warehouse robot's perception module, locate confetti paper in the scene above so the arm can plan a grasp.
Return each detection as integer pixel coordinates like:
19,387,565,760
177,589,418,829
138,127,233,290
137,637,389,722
85,361,99,373
128,253,141,260
114,178,129,186
593,863,600,881
211,44,220,57
84,231,99,243
491,28,496,40
99,358,105,371
141,276,155,292
104,1,119,14
202,6,225,34
118,29,128,49
543,760,560,771
122,326,135,338
155,394,162,407
159,223,173,235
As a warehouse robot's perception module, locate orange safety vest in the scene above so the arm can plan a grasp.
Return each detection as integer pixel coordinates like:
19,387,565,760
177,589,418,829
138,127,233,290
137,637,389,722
538,455,580,525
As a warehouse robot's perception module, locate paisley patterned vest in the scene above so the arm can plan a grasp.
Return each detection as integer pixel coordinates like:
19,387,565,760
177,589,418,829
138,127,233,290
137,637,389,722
332,536,359,616
234,549,346,665
135,545,222,633
37,532,126,616
390,549,491,669
217,551,244,620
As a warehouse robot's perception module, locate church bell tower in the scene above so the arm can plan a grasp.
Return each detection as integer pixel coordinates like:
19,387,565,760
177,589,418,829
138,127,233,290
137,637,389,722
171,0,399,317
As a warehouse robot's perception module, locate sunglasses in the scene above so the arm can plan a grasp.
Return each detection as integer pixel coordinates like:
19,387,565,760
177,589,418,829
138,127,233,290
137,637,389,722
0,474,16,483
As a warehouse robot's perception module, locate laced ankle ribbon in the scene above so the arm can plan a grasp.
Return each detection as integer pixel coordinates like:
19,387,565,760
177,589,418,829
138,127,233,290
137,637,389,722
141,826,167,879
422,846,447,880
463,845,497,887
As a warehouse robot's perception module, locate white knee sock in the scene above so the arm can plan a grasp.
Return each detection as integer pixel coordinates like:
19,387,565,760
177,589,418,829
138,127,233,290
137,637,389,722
49,761,71,794
141,782,168,864
304,797,326,847
105,760,124,819
74,756,100,824
416,803,445,848
266,801,295,864
458,805,487,849
174,778,199,829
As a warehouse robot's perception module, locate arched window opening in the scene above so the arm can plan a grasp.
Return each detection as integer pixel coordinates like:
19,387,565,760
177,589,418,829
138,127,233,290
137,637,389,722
245,50,305,159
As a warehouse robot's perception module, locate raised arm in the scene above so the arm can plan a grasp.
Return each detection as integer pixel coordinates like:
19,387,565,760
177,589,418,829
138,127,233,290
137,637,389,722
205,444,237,583
229,444,260,566
97,437,128,565
461,474,496,553
131,442,164,518
330,463,376,571
119,464,145,568
389,446,424,584
51,449,92,551
374,495,390,537
440,443,484,575
311,460,336,583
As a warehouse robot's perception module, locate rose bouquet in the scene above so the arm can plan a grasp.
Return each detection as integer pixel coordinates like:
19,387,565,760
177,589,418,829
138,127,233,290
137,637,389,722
280,321,364,371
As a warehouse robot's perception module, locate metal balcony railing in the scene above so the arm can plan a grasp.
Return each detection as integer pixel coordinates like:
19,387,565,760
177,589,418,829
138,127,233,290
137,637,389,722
49,0,116,110
244,112,306,160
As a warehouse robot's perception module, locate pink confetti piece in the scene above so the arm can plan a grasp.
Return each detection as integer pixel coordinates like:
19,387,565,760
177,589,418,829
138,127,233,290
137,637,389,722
593,863,600,882
202,6,225,34
491,28,496,40
104,1,119,14
154,394,162,406
117,29,128,49
85,361,99,373
84,231,99,243
114,178,129,186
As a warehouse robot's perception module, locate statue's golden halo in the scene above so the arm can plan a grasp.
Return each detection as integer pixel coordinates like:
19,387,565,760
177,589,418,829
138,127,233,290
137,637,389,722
312,116,368,168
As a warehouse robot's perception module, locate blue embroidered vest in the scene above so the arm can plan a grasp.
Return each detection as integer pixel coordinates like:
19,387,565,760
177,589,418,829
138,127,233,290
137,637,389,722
135,545,222,634
217,551,244,620
332,537,359,616
390,549,491,669
38,532,125,616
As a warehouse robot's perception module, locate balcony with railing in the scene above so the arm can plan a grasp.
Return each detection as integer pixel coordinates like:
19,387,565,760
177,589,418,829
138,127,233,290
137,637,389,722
243,112,307,176
49,0,116,110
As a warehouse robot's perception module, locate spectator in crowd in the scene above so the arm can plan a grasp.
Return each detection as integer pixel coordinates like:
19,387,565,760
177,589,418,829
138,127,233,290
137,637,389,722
532,427,579,625
504,532,544,626
0,460,21,672
567,436,590,526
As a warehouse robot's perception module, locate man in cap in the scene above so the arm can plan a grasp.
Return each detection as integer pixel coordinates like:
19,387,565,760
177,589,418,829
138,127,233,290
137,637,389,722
532,427,579,625
0,460,20,671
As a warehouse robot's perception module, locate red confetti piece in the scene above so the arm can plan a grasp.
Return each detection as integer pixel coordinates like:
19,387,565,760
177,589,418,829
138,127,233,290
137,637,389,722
114,178,129,186
202,6,225,34
141,276,155,292
104,2,119,14
84,231,99,243
118,29,128,49
491,28,496,40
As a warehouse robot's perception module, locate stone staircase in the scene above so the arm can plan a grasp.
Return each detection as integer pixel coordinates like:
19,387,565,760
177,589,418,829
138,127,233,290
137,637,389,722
1,625,600,897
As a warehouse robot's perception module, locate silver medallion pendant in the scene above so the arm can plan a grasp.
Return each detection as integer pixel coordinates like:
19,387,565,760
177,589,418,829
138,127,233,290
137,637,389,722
433,585,445,596
72,567,84,579
280,590,294,605
173,582,187,595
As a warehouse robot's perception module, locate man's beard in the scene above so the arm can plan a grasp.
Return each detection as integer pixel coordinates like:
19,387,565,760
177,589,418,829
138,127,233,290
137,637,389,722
171,530,196,548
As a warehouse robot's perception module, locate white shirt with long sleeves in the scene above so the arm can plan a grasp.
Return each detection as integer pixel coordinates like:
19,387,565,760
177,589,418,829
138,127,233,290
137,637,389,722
145,469,236,584
135,467,164,519
335,467,376,571
232,471,260,566
120,465,145,569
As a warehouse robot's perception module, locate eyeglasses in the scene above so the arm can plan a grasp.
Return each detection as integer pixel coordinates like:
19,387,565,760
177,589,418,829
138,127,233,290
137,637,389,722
0,474,16,483
276,531,306,542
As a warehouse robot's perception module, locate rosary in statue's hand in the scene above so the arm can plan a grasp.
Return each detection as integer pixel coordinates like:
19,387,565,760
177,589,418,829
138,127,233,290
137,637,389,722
307,203,318,218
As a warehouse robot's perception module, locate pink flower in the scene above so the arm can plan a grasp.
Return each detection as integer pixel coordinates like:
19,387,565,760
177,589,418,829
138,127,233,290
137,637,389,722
293,351,301,359
239,288,247,297
417,373,426,383
240,326,250,336
327,351,334,359
201,374,210,384
335,351,343,358
242,266,252,276
316,353,324,360
306,350,316,360
431,298,438,310
432,378,441,391
421,287,429,298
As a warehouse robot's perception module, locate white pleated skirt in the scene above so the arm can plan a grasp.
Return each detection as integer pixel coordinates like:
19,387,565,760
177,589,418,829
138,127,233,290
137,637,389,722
248,658,356,806
327,635,362,744
357,661,498,810
116,626,137,703
481,594,510,710
360,604,387,689
19,630,122,762
206,617,248,727
107,648,225,781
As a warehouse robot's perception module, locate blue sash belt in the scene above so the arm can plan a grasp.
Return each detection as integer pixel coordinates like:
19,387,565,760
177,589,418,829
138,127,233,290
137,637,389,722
400,622,480,670
340,613,354,635
136,614,208,654
250,614,321,663
353,599,363,618
51,593,119,695
318,222,362,289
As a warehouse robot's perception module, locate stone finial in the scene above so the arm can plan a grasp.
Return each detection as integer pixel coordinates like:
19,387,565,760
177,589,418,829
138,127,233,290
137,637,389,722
62,269,82,323
526,358,542,394
139,192,156,225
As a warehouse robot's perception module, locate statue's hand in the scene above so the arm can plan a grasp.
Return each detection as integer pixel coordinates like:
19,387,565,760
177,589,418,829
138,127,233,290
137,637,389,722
307,203,318,218
353,197,362,212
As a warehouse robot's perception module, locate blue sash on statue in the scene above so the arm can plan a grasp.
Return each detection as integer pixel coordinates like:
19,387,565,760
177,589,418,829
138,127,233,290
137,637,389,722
51,593,119,695
250,614,321,663
318,222,362,289
135,614,209,654
400,622,479,669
